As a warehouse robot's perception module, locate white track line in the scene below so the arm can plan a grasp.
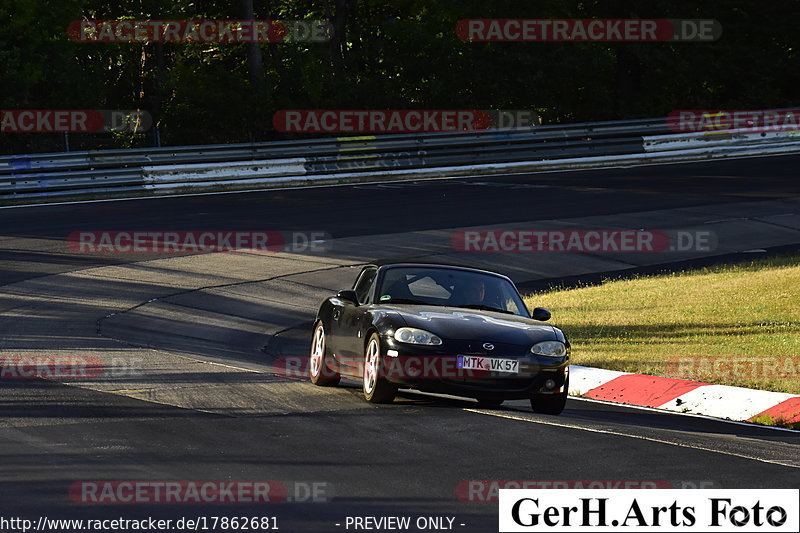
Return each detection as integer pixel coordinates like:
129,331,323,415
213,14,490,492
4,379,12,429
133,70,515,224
464,408,800,469
569,396,800,434
406,389,799,434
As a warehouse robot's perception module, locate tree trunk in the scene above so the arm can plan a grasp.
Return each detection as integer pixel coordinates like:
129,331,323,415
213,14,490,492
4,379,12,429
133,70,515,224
241,0,265,89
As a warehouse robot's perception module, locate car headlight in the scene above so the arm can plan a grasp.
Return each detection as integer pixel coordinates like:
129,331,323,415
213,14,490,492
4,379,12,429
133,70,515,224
394,327,443,346
531,340,567,357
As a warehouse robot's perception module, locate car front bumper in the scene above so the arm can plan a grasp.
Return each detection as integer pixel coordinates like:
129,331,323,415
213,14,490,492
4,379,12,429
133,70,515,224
378,336,569,400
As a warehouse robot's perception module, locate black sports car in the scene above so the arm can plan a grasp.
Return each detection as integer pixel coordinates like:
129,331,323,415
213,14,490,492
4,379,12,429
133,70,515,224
309,261,570,414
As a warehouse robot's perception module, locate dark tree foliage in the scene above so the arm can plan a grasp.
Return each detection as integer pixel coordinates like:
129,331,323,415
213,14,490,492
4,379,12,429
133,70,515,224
0,0,797,153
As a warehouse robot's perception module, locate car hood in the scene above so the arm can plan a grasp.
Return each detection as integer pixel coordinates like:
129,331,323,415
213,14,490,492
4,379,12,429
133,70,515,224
383,305,559,344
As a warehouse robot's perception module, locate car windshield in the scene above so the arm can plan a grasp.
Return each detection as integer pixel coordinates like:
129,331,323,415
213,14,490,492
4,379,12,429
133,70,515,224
376,267,529,317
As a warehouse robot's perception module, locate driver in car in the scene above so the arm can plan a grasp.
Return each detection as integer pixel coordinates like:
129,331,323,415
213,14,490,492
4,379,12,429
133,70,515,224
463,278,486,304
451,278,488,307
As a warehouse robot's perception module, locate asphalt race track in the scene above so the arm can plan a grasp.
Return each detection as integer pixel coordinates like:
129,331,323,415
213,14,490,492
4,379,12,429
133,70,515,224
1,155,799,533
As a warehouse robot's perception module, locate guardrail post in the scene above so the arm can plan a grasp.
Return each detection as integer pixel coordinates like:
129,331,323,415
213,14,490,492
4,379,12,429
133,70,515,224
63,132,70,152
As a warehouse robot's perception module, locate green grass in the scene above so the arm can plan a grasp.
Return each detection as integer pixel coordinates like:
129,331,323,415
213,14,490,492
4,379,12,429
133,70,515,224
750,414,800,430
524,254,800,395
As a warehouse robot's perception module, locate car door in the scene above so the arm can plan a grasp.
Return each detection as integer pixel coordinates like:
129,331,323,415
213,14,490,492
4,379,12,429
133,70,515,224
333,266,377,374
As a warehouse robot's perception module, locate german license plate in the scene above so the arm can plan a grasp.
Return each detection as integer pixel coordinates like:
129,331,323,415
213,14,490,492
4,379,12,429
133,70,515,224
457,355,519,374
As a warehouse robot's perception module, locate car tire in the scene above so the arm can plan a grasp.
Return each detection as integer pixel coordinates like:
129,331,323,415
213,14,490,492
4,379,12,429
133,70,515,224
309,321,340,386
530,376,568,415
362,333,398,404
476,398,504,408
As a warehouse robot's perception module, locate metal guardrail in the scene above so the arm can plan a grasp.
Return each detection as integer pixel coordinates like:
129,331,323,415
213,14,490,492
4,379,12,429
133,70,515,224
0,118,667,171
0,117,798,204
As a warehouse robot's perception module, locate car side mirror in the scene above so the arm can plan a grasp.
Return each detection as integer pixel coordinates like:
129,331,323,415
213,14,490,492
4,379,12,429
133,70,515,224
531,307,551,321
337,289,359,306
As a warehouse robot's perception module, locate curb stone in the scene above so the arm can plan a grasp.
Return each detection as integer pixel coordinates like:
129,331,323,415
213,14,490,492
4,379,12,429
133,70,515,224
569,365,800,428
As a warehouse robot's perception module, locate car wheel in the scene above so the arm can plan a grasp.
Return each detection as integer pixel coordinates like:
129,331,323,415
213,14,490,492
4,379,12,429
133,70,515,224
476,398,504,408
362,333,397,404
530,376,568,415
309,321,340,386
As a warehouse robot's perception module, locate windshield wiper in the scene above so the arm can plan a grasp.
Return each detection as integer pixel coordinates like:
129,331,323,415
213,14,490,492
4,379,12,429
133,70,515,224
459,304,516,315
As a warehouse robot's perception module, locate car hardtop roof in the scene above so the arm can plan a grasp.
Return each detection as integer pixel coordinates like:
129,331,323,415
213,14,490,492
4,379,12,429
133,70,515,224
368,259,511,280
